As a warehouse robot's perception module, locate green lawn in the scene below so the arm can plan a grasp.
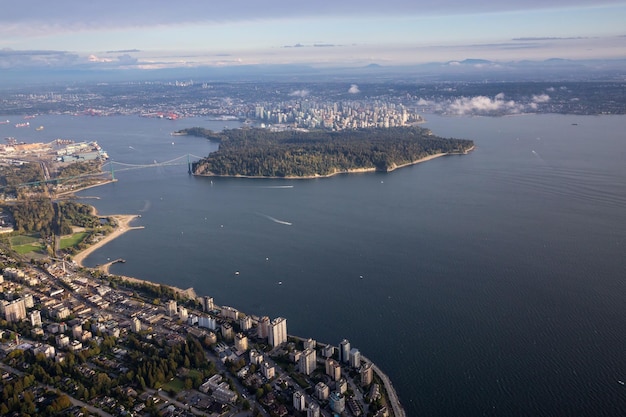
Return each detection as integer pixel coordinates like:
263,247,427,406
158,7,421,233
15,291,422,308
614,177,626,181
60,232,88,250
164,378,185,393
13,242,46,254
10,234,40,246
10,234,45,254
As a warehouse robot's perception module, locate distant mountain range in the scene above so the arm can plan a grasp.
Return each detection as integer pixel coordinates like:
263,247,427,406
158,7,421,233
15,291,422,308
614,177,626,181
1,58,625,87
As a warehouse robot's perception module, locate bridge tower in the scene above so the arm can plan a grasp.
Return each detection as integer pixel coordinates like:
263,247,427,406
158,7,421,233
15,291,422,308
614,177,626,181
187,154,192,175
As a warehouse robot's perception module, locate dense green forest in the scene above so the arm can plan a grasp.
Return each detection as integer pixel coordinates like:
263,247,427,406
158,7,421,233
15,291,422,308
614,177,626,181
0,163,45,194
185,126,474,177
3,200,99,237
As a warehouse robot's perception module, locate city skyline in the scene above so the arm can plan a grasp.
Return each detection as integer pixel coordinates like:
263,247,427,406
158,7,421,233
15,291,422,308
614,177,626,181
1,1,625,72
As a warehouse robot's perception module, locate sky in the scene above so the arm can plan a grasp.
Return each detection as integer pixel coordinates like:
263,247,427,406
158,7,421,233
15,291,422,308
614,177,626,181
1,0,625,71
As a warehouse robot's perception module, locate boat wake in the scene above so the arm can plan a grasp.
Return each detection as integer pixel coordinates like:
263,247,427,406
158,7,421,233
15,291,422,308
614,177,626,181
257,213,293,226
139,200,151,212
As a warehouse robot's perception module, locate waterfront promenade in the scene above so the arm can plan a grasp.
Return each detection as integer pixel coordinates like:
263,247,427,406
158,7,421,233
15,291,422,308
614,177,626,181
362,355,407,417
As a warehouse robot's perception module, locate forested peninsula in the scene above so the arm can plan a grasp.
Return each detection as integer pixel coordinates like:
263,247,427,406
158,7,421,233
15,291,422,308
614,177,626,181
182,126,474,178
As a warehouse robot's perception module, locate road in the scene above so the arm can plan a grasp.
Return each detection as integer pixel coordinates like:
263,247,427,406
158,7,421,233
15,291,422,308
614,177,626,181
361,356,406,417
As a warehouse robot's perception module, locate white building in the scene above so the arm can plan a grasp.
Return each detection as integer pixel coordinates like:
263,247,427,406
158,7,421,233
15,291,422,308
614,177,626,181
167,300,177,317
250,349,263,365
220,305,239,320
322,344,334,358
203,296,214,312
325,358,341,381
239,315,252,331
261,361,275,379
131,317,142,333
178,306,188,321
299,348,317,375
23,293,34,309
315,382,329,401
293,391,306,411
72,324,83,340
234,333,248,352
55,335,70,348
1,299,26,323
360,362,373,386
304,338,316,350
221,322,233,341
349,347,361,368
29,310,42,327
268,317,287,347
198,315,216,330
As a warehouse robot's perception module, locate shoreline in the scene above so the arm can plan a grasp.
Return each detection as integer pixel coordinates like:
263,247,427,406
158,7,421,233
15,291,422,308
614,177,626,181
194,147,474,179
72,214,144,267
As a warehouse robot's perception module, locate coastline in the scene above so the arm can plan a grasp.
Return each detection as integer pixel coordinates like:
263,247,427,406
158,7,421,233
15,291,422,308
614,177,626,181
194,147,474,180
72,214,144,267
66,209,408,416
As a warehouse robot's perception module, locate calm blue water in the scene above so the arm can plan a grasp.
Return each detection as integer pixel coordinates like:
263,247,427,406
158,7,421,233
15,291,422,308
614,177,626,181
3,114,626,416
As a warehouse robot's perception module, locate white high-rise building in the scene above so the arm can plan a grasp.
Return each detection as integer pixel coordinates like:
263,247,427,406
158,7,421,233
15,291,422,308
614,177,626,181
203,296,214,312
29,310,42,327
131,317,142,333
299,348,317,375
268,317,287,347
235,333,248,352
178,306,188,321
239,315,252,331
325,358,341,381
360,362,373,386
304,338,316,350
315,382,329,401
167,300,177,317
1,299,26,323
293,391,306,411
349,348,361,368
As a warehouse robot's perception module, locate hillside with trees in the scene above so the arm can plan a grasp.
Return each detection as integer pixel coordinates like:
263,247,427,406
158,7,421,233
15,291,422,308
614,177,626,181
185,126,474,178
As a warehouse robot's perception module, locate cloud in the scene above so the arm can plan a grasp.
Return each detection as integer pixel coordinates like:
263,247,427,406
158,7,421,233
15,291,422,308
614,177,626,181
348,84,360,94
88,54,113,63
512,37,587,41
106,49,141,54
289,89,310,97
446,93,521,115
2,1,620,42
532,93,551,103
0,48,80,69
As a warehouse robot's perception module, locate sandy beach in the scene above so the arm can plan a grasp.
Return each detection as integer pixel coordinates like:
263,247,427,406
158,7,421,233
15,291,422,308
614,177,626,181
72,214,144,267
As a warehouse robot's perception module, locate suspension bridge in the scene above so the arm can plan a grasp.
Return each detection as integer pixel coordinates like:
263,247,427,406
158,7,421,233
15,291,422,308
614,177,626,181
101,153,206,180
0,153,206,190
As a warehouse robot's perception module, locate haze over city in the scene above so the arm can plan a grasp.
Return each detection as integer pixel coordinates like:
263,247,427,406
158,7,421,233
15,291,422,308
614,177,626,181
1,0,625,72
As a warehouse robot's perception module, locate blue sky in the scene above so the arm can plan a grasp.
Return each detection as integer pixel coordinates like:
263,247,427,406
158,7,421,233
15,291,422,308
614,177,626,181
1,0,625,70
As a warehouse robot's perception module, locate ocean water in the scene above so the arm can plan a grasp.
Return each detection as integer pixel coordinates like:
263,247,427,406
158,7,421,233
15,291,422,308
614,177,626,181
3,113,625,416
